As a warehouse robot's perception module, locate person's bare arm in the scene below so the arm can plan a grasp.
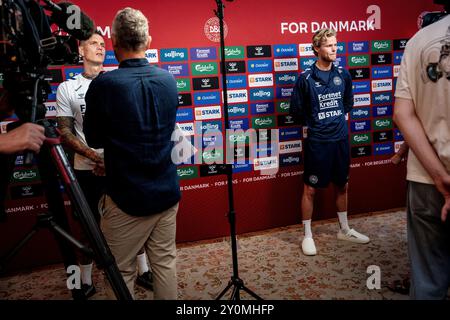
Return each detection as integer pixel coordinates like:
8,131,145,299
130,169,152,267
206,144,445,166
394,97,450,221
57,116,103,164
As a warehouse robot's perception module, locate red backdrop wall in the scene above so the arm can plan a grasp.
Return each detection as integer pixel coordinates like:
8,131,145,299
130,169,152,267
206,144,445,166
0,0,440,271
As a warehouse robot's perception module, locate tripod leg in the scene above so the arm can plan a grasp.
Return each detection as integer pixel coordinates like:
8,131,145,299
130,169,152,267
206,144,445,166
38,145,86,300
231,285,240,300
0,227,39,274
216,280,233,300
241,285,264,300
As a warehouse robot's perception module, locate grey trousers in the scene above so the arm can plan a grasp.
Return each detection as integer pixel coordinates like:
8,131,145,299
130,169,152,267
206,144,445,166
99,194,178,300
407,181,450,299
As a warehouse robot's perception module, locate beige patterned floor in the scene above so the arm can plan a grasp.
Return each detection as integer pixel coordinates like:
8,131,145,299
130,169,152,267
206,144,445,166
0,210,411,300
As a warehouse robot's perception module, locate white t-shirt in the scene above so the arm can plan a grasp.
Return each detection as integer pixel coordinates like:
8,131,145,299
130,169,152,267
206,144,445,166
395,15,450,184
56,73,103,170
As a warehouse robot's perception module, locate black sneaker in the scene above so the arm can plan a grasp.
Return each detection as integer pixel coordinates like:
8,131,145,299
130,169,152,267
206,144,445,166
81,283,97,298
136,271,153,291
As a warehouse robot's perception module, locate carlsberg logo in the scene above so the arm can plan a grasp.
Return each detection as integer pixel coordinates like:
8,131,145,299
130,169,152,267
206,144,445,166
279,102,290,110
351,56,367,64
178,168,194,176
374,42,389,49
376,120,390,126
13,171,37,180
354,135,369,142
255,118,273,125
225,48,242,56
195,64,215,72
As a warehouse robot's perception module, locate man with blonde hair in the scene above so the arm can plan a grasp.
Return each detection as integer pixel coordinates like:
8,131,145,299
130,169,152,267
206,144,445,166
83,7,180,299
290,28,370,256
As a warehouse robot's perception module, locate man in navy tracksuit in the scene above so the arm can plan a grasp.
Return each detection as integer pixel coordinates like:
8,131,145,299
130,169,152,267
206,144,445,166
290,28,370,256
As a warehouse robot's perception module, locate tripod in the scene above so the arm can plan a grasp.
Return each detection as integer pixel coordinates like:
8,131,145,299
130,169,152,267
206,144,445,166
0,118,132,300
214,0,262,300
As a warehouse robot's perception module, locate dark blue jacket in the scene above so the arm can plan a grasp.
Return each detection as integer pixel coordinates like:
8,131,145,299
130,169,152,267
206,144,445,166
84,59,180,216
290,63,353,141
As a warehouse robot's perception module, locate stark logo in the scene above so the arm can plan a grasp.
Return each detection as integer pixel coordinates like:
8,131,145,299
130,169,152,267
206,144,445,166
204,17,228,42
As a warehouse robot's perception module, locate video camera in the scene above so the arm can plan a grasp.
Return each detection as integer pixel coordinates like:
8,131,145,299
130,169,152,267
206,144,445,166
419,0,450,29
0,0,95,122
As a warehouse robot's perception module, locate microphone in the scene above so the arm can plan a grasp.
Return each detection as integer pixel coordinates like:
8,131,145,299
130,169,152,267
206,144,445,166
44,1,95,41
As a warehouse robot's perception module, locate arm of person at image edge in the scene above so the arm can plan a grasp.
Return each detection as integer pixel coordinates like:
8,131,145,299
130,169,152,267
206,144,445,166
55,82,105,176
393,54,450,223
0,91,45,154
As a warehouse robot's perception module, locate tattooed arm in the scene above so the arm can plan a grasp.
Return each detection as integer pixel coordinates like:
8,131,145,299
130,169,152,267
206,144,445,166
57,116,103,164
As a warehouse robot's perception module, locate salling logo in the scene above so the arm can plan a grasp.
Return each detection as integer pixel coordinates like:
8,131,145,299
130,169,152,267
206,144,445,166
202,122,220,131
371,79,392,92
274,58,298,71
178,168,195,177
374,94,391,103
278,74,296,83
301,58,316,68
353,109,369,117
163,50,185,59
229,106,246,114
225,48,242,56
195,64,215,72
252,90,272,98
283,156,300,164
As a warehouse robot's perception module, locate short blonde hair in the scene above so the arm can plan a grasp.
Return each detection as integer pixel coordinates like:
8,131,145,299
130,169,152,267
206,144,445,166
112,7,149,51
312,28,336,56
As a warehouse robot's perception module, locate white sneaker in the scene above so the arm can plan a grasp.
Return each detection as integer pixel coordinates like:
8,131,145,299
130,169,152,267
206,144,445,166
301,237,317,256
337,228,370,244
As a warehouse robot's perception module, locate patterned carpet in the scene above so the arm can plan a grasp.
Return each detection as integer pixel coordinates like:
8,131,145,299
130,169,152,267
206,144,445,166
0,210,411,300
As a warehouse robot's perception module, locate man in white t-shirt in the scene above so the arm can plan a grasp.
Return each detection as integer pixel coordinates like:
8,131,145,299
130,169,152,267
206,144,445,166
393,1,450,299
56,31,153,298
